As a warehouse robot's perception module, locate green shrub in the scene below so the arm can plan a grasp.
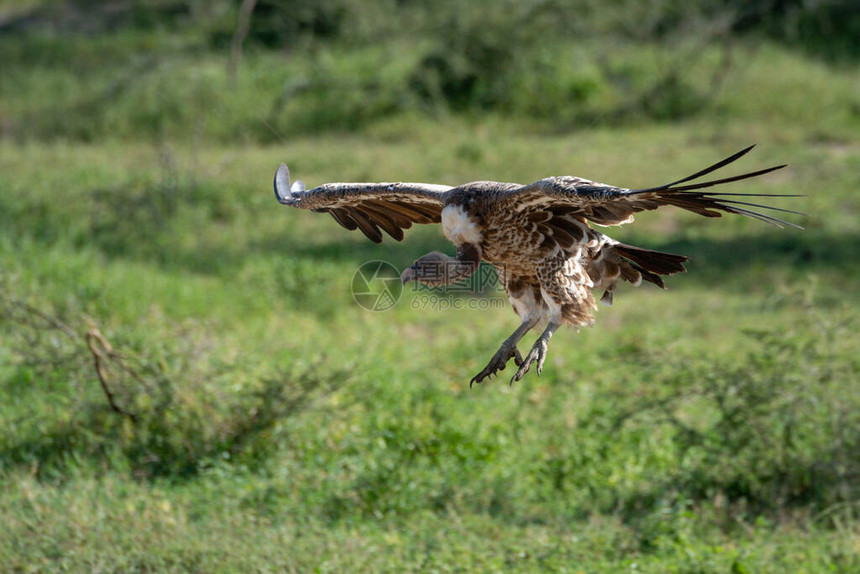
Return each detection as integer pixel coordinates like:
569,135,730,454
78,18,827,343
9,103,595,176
575,308,860,521
0,287,347,480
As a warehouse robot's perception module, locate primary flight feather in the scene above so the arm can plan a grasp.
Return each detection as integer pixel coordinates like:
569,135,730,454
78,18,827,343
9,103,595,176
274,146,802,385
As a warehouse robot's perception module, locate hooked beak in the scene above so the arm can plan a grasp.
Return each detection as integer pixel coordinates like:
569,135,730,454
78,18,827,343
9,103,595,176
401,264,418,285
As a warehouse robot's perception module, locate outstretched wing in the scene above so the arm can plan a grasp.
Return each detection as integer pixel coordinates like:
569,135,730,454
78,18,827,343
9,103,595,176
497,146,804,229
274,164,452,243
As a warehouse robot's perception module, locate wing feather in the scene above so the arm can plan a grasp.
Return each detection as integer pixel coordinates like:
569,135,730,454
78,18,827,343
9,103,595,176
548,216,587,243
358,202,406,241
325,208,359,231
274,164,451,242
497,148,803,228
343,207,383,243
538,224,577,249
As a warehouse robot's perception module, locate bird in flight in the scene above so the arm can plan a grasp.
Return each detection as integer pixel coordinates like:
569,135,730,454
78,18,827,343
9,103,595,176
274,146,802,385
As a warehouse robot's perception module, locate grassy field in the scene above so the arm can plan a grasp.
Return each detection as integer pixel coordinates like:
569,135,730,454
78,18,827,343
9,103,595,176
1,3,860,572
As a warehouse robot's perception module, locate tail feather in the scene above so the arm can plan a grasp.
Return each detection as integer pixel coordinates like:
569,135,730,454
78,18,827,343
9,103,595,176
627,262,667,289
613,243,688,277
609,243,689,289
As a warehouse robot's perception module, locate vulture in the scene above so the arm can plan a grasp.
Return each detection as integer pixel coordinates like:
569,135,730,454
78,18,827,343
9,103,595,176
273,146,802,385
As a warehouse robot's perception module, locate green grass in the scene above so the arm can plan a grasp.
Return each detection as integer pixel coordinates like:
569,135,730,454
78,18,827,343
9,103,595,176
1,10,860,572
2,123,858,571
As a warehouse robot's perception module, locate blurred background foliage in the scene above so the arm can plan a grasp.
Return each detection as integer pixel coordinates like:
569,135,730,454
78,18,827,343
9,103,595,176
1,0,859,142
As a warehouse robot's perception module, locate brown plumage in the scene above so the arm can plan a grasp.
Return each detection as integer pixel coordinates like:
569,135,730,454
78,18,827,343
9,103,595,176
274,146,803,385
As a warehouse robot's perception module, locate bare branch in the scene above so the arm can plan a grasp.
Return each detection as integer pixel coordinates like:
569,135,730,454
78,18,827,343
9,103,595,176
2,289,147,423
85,319,137,422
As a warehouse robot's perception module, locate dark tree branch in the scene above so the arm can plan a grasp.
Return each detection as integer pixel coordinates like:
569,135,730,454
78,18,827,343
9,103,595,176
228,0,259,84
85,320,138,422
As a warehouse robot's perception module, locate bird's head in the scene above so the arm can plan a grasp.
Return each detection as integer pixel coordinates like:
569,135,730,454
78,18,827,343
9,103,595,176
401,251,457,286
401,246,482,287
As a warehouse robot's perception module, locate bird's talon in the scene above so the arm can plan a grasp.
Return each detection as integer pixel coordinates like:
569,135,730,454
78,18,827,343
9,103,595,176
513,348,524,367
471,343,524,386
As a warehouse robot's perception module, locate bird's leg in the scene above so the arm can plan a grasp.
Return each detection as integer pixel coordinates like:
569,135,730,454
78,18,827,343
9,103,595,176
470,317,539,387
511,318,562,383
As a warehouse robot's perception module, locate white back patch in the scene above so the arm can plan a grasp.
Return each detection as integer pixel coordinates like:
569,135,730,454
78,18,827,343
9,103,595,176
441,205,483,246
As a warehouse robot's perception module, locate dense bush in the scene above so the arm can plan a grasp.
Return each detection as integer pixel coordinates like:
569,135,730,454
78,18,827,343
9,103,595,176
1,0,857,143
0,286,347,479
